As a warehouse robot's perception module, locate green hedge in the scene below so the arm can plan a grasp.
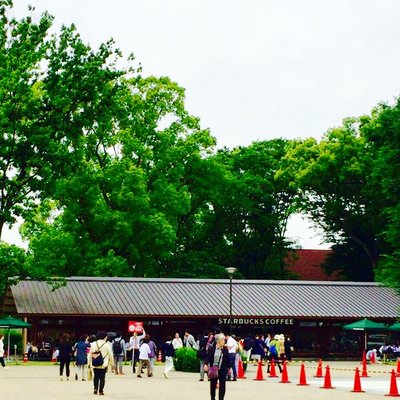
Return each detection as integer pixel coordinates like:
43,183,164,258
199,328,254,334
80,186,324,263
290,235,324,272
0,329,23,354
174,347,199,372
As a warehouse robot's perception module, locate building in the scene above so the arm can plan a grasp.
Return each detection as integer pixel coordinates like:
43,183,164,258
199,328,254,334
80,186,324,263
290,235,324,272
2,277,399,358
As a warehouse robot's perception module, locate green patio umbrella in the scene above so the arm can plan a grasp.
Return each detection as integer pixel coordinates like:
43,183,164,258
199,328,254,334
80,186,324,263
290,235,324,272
0,316,31,361
343,318,387,351
388,322,400,331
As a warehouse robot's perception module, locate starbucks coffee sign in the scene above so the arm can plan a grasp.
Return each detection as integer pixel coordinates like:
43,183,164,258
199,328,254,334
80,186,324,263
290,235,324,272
218,318,294,326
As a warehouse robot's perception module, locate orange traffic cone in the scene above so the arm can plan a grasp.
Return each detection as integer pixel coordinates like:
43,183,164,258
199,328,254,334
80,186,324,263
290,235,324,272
396,360,400,377
297,363,309,386
314,359,323,378
370,351,376,364
269,359,278,378
279,361,291,383
23,353,28,363
254,360,265,381
237,359,246,379
362,350,366,363
320,365,335,389
157,350,162,362
385,369,400,397
351,367,365,392
361,357,369,377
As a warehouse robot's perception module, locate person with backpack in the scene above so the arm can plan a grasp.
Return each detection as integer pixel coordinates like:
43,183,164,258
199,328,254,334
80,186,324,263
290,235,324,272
267,334,282,373
242,334,253,367
197,331,214,381
112,331,126,375
88,331,114,396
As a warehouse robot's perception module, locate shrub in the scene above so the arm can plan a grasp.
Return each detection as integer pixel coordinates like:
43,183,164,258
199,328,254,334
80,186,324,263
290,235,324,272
0,330,23,355
174,347,199,372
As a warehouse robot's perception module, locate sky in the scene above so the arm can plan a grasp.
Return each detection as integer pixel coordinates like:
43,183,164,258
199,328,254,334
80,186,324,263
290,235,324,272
4,0,400,249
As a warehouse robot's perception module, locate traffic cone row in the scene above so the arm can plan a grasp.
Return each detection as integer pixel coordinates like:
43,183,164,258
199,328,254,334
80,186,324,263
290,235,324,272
248,358,400,396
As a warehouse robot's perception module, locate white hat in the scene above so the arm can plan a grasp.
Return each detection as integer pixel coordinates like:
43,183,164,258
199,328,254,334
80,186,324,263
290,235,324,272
274,334,279,340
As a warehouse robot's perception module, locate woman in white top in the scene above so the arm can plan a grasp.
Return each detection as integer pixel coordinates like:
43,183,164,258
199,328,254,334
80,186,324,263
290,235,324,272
172,333,183,350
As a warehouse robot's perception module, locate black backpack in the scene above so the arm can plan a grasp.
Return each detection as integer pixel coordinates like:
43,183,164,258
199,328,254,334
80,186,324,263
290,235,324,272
243,337,253,351
92,341,105,367
113,339,122,354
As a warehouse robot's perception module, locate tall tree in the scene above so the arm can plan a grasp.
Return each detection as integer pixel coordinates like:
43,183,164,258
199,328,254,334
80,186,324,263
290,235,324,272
284,120,384,280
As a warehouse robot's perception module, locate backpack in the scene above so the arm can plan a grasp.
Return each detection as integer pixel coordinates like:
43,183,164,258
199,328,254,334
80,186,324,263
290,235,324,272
269,343,278,357
243,337,253,351
113,339,122,355
92,341,105,367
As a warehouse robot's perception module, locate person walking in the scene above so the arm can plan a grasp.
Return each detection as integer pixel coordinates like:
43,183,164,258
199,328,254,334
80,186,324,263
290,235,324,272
0,334,9,369
137,337,151,378
204,333,231,400
197,331,214,381
58,333,73,381
161,336,175,378
88,331,114,396
73,334,90,381
147,335,157,377
112,331,126,375
226,334,238,381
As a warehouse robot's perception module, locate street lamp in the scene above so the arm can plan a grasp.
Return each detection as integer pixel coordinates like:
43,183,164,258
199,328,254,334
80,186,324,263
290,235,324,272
225,267,237,334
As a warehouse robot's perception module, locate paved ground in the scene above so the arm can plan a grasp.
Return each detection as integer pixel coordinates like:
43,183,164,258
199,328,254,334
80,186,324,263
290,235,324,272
0,360,399,400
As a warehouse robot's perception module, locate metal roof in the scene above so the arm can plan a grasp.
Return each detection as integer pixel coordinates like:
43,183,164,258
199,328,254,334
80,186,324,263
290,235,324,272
7,277,400,319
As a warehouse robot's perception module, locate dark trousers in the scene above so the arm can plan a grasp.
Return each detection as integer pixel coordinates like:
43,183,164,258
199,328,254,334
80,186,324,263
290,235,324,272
132,349,140,372
59,356,71,377
0,357,5,367
93,368,107,393
228,353,237,378
210,368,227,400
267,354,282,373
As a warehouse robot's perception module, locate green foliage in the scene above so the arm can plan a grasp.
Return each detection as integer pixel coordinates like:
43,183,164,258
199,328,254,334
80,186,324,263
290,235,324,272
0,329,23,353
173,347,199,372
0,243,26,302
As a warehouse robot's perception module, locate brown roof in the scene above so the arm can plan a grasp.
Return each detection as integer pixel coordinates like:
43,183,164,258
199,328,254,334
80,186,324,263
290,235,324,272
5,277,399,320
285,249,338,280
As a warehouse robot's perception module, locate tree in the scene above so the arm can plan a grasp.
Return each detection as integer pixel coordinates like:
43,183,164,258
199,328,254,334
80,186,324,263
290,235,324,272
0,1,53,239
22,75,215,278
284,118,386,281
362,99,400,289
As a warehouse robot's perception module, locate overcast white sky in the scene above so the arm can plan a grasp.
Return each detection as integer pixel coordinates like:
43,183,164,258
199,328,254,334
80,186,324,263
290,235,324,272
5,0,400,249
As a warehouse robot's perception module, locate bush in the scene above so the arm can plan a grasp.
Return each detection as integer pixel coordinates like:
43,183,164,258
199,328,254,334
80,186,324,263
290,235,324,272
174,347,199,372
0,329,23,355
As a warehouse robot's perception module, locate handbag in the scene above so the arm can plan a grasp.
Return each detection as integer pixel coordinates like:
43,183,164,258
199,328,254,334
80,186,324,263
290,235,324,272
207,365,219,379
207,350,222,379
87,367,93,381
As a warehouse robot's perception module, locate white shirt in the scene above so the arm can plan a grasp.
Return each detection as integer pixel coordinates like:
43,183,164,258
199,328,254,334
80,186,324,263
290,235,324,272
172,337,183,349
139,343,150,360
0,338,4,357
226,336,238,354
129,330,145,350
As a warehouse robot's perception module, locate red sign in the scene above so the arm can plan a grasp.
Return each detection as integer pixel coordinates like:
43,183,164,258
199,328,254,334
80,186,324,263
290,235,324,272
128,321,143,333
